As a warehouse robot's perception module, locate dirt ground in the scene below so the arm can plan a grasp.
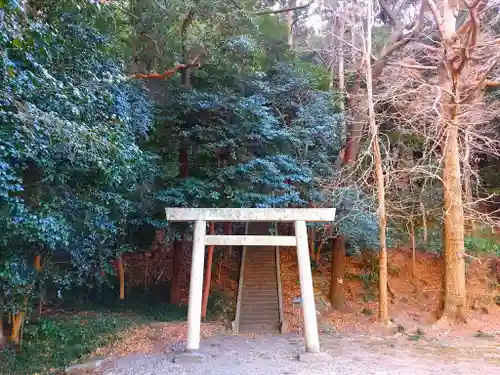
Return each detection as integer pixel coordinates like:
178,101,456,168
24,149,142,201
280,248,500,336
89,321,500,375
84,248,500,375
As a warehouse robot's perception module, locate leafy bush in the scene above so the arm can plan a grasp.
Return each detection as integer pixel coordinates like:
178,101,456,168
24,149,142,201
0,313,141,375
416,227,500,256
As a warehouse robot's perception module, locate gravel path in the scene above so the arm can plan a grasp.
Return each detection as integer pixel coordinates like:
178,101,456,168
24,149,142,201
99,333,500,375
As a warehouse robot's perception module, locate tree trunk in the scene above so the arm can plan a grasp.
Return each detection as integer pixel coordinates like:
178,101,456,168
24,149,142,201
10,312,24,344
463,132,476,236
410,220,416,279
420,200,428,244
170,141,189,304
34,255,41,271
0,308,5,348
201,222,215,319
225,222,232,258
437,0,467,323
170,237,184,304
329,237,345,309
365,0,388,325
287,0,296,49
442,122,467,321
118,256,125,300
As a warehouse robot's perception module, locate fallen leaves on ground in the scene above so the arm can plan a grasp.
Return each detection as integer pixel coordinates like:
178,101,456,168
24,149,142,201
280,247,500,338
94,321,227,359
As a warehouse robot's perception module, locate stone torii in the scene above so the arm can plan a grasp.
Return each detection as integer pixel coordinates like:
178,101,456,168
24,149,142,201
165,207,336,362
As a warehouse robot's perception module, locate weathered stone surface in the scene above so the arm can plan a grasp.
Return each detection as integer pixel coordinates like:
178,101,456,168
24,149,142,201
231,320,238,334
280,320,290,334
165,207,336,222
65,357,105,374
298,351,331,363
174,351,209,364
319,323,339,336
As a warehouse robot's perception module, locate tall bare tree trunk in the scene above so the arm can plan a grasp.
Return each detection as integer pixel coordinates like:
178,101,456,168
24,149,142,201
329,15,347,309
287,0,296,49
463,130,476,236
436,0,467,323
442,122,467,321
365,0,388,325
337,19,345,110
328,0,423,311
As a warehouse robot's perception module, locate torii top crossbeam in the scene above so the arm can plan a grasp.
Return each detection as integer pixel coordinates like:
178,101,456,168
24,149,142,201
165,207,336,222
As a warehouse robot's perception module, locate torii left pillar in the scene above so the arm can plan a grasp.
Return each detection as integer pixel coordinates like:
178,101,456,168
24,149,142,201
174,220,208,363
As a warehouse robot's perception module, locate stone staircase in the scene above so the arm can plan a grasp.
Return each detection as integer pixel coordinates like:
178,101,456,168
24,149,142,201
235,222,282,334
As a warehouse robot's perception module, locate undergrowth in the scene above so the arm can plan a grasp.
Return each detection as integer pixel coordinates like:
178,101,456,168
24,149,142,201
0,313,141,375
416,226,500,256
1,286,189,375
59,284,188,322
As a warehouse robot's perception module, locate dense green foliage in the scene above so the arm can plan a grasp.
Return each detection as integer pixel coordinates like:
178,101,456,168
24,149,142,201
0,0,155,311
0,0,356,316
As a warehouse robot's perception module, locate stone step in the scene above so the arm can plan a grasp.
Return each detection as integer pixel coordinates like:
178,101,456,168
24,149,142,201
243,273,276,278
243,282,277,287
239,308,279,315
236,223,280,334
240,306,279,312
239,324,279,332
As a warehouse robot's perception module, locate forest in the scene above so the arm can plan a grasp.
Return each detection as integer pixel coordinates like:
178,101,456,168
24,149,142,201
1,0,500,373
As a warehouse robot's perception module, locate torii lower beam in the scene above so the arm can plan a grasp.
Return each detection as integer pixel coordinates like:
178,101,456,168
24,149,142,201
166,208,336,363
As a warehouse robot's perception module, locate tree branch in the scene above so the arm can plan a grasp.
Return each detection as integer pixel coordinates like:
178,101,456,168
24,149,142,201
254,0,313,15
386,62,438,70
378,0,402,30
371,0,426,80
131,56,201,80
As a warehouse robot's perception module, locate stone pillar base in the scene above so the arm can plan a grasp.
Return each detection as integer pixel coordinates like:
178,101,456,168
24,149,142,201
298,351,331,363
174,351,209,364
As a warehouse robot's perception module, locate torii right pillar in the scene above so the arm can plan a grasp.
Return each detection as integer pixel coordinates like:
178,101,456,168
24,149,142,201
295,220,319,352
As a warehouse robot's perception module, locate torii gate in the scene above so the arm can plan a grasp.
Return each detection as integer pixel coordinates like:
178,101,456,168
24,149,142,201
165,208,336,363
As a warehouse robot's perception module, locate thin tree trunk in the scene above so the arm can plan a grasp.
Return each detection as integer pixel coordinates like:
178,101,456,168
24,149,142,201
463,130,475,235
329,237,345,309
328,0,423,313
118,256,125,300
225,222,232,258
0,307,5,348
329,15,348,307
337,19,345,109
287,0,296,49
170,237,184,304
365,0,388,325
420,200,428,244
201,222,215,319
33,254,43,320
145,254,149,293
410,220,416,279
170,142,189,304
